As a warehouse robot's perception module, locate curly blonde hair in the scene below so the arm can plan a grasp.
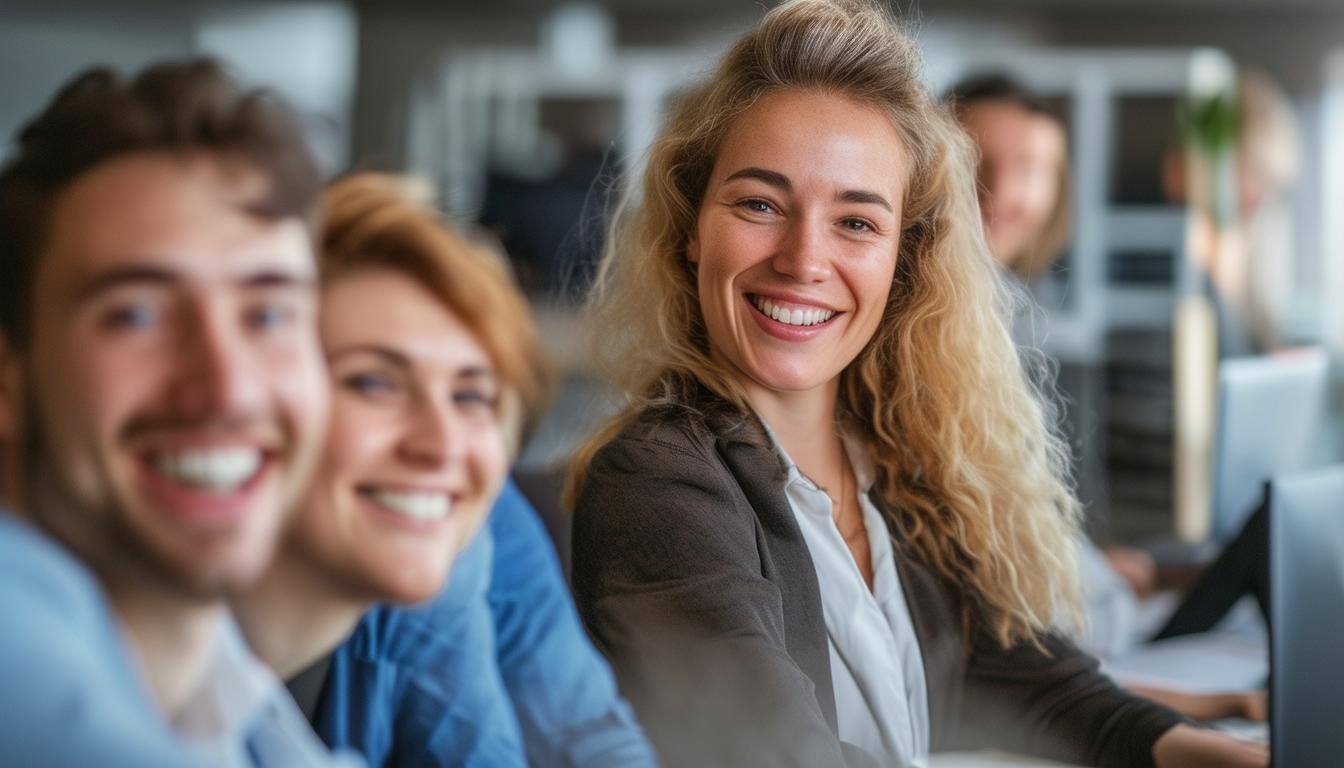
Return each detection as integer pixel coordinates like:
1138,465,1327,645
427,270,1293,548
568,0,1081,648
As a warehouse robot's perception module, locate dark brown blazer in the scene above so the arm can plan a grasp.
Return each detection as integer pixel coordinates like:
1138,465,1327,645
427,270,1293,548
571,392,1182,768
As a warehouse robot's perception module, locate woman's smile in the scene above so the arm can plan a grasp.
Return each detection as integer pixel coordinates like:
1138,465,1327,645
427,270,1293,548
743,291,844,341
690,88,907,397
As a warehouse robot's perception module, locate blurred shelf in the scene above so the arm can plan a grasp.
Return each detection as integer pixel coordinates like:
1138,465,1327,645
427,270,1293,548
1106,286,1176,328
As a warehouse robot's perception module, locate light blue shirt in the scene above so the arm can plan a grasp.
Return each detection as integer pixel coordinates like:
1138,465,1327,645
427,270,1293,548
0,511,357,768
0,512,191,767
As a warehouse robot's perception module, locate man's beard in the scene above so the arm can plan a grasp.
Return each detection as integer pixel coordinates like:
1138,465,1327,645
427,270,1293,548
20,376,241,603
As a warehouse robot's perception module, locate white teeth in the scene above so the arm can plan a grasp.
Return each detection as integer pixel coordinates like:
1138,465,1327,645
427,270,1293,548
154,448,261,491
368,490,451,521
751,296,836,327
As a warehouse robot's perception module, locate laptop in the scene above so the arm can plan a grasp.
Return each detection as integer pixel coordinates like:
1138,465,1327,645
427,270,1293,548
1213,349,1328,541
1270,465,1344,765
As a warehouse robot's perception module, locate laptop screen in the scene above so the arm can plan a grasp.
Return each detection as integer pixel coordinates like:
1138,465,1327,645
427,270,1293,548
1270,465,1344,765
1214,350,1328,541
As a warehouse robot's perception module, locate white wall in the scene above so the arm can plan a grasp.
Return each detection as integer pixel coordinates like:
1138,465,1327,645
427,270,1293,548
0,1,356,174
0,5,194,152
197,2,358,174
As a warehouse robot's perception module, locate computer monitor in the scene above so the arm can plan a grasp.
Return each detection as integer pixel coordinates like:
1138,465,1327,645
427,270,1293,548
1213,349,1328,541
1270,465,1344,765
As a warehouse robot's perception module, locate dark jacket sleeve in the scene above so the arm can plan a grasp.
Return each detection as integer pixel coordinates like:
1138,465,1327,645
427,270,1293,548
956,629,1184,768
571,432,872,768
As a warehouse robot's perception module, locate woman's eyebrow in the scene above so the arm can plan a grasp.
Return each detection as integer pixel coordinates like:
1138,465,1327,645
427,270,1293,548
326,343,412,369
837,189,892,212
724,167,791,191
724,167,892,212
454,366,497,383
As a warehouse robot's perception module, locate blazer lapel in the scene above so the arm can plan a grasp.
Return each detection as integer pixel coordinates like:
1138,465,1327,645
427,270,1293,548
716,431,840,737
871,491,964,751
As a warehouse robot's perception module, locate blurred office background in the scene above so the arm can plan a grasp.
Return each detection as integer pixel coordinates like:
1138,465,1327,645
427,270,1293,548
3,0,1342,549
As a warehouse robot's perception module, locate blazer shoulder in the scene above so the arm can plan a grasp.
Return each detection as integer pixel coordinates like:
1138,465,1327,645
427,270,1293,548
575,405,758,543
590,404,724,477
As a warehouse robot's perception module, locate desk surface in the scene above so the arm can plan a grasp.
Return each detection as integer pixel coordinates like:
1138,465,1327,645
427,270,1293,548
1104,622,1267,693
930,622,1269,766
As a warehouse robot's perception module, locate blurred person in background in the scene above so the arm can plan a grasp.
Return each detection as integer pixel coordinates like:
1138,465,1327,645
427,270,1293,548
1163,70,1302,358
951,73,1267,723
236,173,656,767
1233,71,1301,352
0,60,349,766
950,73,1070,287
567,1,1263,766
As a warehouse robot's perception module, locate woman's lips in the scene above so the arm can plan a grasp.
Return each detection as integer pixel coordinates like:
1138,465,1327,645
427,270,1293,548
355,484,461,534
743,292,841,340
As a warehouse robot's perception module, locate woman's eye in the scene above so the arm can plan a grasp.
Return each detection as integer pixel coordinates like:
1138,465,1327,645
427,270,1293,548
100,303,157,331
453,388,500,414
740,198,776,215
341,372,400,396
840,217,874,233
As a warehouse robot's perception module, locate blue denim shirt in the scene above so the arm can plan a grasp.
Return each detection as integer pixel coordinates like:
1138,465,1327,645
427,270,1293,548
316,481,657,767
0,513,191,767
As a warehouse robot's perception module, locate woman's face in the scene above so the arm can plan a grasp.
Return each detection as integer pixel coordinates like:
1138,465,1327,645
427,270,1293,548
957,100,1066,269
289,267,508,604
690,88,907,399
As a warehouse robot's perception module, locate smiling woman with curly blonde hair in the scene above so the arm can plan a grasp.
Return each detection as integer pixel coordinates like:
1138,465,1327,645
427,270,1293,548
565,2,1266,767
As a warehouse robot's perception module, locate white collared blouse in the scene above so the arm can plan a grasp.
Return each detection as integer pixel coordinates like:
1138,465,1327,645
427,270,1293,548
764,421,931,767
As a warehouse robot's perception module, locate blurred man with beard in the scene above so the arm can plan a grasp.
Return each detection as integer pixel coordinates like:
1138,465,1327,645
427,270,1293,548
0,59,350,766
